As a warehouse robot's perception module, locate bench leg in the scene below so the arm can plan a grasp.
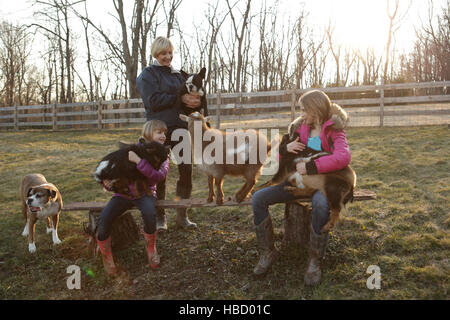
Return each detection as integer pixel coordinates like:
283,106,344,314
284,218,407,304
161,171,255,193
84,209,140,257
283,202,311,248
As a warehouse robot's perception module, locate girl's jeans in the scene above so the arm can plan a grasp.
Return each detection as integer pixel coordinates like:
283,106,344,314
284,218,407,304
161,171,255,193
252,181,330,234
97,195,157,241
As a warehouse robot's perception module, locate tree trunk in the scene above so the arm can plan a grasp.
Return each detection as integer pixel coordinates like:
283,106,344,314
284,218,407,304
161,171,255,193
283,201,311,248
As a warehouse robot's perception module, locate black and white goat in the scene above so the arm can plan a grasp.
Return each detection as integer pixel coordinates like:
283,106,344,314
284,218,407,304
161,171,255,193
94,141,170,195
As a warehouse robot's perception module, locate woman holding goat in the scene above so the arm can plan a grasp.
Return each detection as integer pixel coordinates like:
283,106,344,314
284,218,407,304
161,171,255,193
136,36,204,230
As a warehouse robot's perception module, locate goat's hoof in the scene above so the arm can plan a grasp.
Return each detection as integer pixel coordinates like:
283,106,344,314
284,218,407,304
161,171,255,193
207,197,214,203
216,198,224,205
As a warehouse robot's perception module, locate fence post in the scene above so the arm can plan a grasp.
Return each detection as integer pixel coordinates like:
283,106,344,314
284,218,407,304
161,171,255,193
239,92,243,126
14,103,18,131
123,99,130,128
97,98,103,130
290,88,297,121
216,91,221,129
380,79,385,127
52,103,57,131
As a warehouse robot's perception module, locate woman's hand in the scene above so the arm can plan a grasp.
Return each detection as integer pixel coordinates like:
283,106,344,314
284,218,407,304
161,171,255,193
296,162,307,175
181,93,201,109
287,137,305,154
128,151,141,164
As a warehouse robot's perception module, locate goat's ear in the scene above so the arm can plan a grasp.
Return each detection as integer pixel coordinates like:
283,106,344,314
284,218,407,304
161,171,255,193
180,69,189,79
203,116,212,123
138,137,146,144
179,114,189,122
165,145,171,153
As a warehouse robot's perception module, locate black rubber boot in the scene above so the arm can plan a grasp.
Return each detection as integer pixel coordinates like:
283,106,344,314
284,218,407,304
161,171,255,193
304,225,329,286
156,179,167,231
175,180,197,229
253,216,279,276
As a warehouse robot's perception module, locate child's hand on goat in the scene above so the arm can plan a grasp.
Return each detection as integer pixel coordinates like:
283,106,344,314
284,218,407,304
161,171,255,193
128,151,141,164
287,137,305,154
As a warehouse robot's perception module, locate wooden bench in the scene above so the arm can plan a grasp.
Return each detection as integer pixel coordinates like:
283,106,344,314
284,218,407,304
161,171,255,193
64,189,376,252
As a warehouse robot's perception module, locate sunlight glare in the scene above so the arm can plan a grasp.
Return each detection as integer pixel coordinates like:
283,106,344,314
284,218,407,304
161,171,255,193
327,0,389,53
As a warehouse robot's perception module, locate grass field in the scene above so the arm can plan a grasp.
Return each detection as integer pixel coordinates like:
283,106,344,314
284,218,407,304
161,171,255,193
0,125,448,300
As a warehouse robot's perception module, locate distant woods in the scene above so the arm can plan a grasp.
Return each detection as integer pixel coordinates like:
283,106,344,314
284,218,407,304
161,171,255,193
0,0,449,107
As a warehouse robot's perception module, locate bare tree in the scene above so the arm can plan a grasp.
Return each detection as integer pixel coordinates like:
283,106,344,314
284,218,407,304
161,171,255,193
341,47,357,86
357,47,383,85
140,0,161,69
35,43,56,104
226,0,252,92
0,21,34,106
115,0,144,98
294,10,327,89
203,1,229,92
163,0,182,38
418,0,450,81
29,0,82,103
72,0,163,98
383,0,411,81
326,21,342,86
307,37,329,88
79,0,94,101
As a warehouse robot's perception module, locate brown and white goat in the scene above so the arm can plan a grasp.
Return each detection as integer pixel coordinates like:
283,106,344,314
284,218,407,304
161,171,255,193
284,164,356,232
255,133,356,232
179,112,271,204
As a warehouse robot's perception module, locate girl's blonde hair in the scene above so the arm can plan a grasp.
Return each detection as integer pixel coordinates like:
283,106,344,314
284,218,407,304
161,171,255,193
141,120,168,142
299,90,348,128
151,36,174,58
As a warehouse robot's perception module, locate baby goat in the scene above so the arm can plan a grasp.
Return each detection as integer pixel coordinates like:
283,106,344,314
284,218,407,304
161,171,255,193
255,132,356,233
179,112,271,204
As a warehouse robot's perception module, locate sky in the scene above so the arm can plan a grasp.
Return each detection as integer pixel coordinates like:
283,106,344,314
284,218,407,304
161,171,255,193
0,0,447,85
1,0,444,56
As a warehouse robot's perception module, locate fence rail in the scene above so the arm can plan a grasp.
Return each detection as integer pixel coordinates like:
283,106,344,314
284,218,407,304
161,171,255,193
1,81,449,130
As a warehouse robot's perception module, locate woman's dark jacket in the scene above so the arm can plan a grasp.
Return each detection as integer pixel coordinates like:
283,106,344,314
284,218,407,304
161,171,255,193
136,64,187,130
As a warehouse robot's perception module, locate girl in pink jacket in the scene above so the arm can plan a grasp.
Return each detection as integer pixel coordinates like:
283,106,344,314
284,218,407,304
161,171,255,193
97,120,170,276
251,90,351,286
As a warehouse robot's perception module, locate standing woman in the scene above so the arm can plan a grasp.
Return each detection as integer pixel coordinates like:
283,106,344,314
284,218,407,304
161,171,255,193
137,36,203,230
251,90,351,285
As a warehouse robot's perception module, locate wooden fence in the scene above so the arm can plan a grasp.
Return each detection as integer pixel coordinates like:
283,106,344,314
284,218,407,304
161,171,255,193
1,81,449,130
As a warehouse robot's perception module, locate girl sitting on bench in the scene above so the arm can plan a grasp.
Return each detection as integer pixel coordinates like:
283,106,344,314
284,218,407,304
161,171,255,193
97,120,170,276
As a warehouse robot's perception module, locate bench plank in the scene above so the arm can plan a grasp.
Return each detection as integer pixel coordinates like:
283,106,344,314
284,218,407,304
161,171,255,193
62,189,376,212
